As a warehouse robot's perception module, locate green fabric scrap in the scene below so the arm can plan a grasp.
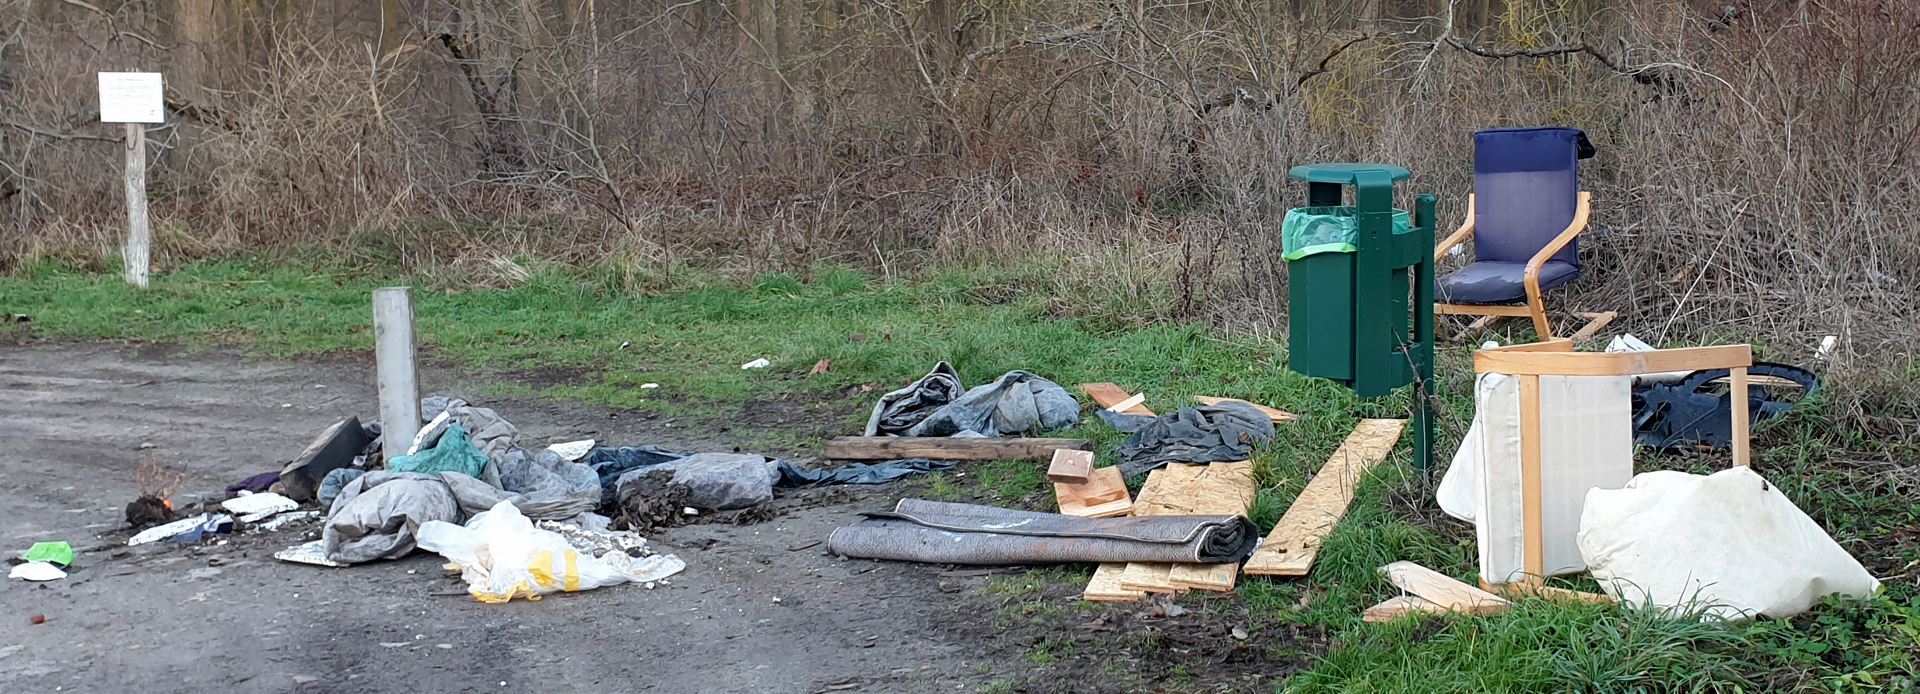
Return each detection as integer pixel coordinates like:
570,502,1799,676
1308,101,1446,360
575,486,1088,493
386,422,489,479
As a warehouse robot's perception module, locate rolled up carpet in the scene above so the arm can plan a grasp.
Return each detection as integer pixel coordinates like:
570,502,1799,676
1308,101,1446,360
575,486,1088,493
828,499,1258,565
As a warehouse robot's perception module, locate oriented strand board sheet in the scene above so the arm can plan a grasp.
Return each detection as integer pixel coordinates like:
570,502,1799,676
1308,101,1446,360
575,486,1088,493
1084,563,1146,602
1055,466,1132,518
1193,396,1299,423
1168,563,1238,592
1130,461,1256,517
1244,419,1405,577
1080,383,1155,416
1118,562,1180,593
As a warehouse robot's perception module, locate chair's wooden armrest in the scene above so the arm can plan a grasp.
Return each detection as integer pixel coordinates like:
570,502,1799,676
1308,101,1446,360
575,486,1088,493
1523,192,1592,291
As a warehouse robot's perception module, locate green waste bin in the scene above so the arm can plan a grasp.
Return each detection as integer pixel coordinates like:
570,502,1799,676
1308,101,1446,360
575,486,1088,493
1282,163,1438,472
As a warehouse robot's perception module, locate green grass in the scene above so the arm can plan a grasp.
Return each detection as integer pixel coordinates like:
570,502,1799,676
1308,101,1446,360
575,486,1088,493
3,256,1916,693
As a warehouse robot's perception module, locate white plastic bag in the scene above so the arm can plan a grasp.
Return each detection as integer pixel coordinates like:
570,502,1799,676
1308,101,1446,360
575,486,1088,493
417,500,685,603
1579,467,1880,619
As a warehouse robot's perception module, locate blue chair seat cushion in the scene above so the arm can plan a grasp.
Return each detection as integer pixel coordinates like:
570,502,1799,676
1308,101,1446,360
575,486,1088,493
1436,260,1580,305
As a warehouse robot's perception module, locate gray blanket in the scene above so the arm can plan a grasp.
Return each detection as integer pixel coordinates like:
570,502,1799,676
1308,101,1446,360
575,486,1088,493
864,363,1079,438
828,499,1258,565
1102,401,1275,476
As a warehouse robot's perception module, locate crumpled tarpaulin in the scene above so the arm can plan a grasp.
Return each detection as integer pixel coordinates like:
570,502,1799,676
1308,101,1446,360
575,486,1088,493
585,446,956,508
439,449,601,520
614,453,780,511
828,499,1259,565
420,396,521,465
1101,401,1275,476
864,362,1080,438
323,471,461,563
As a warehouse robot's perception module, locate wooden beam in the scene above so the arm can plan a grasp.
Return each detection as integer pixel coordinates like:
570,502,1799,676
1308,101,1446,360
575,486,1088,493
1437,303,1533,317
1378,561,1512,615
1080,383,1155,416
824,437,1090,461
1055,466,1132,518
1047,449,1095,484
1731,366,1751,467
1362,595,1446,622
1244,419,1405,576
1519,374,1545,584
1474,343,1751,376
1193,396,1298,423
1567,311,1618,342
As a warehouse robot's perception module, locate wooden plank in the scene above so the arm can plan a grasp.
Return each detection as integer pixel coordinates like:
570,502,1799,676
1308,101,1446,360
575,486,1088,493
1047,449,1095,484
1080,383,1154,416
1520,374,1545,584
824,437,1090,461
1055,466,1132,518
1193,396,1298,423
1437,303,1533,317
1568,311,1618,342
1362,595,1445,622
1083,563,1146,602
1169,563,1238,592
1378,561,1511,615
1106,392,1148,414
1244,419,1405,576
1475,344,1752,377
1118,562,1180,594
1730,366,1751,468
1489,581,1616,605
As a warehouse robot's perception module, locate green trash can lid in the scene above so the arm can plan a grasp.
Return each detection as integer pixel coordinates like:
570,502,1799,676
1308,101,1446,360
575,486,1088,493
1287,163,1411,184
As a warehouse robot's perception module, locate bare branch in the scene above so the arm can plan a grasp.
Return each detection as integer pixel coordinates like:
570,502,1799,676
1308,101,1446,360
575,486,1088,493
1295,34,1376,88
3,121,122,143
1444,37,1629,74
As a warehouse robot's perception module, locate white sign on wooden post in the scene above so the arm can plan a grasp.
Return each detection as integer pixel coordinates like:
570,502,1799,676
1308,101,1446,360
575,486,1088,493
99,72,164,288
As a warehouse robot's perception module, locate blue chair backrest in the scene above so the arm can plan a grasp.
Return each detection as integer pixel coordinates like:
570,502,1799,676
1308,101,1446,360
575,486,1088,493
1473,127,1592,267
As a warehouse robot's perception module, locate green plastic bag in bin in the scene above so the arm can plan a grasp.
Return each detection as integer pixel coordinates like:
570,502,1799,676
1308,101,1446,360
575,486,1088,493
1281,206,1412,261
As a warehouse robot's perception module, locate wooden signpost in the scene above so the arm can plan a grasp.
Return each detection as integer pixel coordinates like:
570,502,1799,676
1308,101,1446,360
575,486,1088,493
98,72,164,288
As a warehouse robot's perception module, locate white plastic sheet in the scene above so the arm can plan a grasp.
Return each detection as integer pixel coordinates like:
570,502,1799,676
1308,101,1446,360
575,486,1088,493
417,500,684,603
1579,467,1880,619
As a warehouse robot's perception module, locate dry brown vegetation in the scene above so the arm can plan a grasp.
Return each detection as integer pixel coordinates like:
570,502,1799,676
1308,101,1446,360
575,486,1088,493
2,0,1917,417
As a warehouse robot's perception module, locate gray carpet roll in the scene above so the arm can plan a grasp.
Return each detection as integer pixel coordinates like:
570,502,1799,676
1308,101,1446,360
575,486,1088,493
828,499,1258,565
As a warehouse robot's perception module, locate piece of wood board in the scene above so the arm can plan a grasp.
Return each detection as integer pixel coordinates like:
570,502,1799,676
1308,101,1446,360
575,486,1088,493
1047,449,1095,484
1488,581,1616,605
1084,563,1146,602
1080,383,1154,416
1378,561,1511,616
1056,466,1132,518
1168,563,1238,592
1362,595,1445,622
1193,396,1299,423
1243,419,1405,577
1118,562,1180,594
824,437,1090,461
1129,460,1257,517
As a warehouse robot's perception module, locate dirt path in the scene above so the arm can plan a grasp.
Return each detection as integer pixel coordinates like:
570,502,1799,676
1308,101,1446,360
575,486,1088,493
0,343,1016,693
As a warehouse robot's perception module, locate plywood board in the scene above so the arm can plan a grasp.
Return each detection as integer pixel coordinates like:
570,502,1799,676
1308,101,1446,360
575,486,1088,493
1047,449,1096,484
1244,419,1405,577
1379,561,1511,616
1118,562,1180,594
1056,466,1132,518
1130,461,1256,517
1362,595,1445,622
824,437,1089,461
1083,563,1146,602
1193,396,1299,423
1080,383,1155,416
